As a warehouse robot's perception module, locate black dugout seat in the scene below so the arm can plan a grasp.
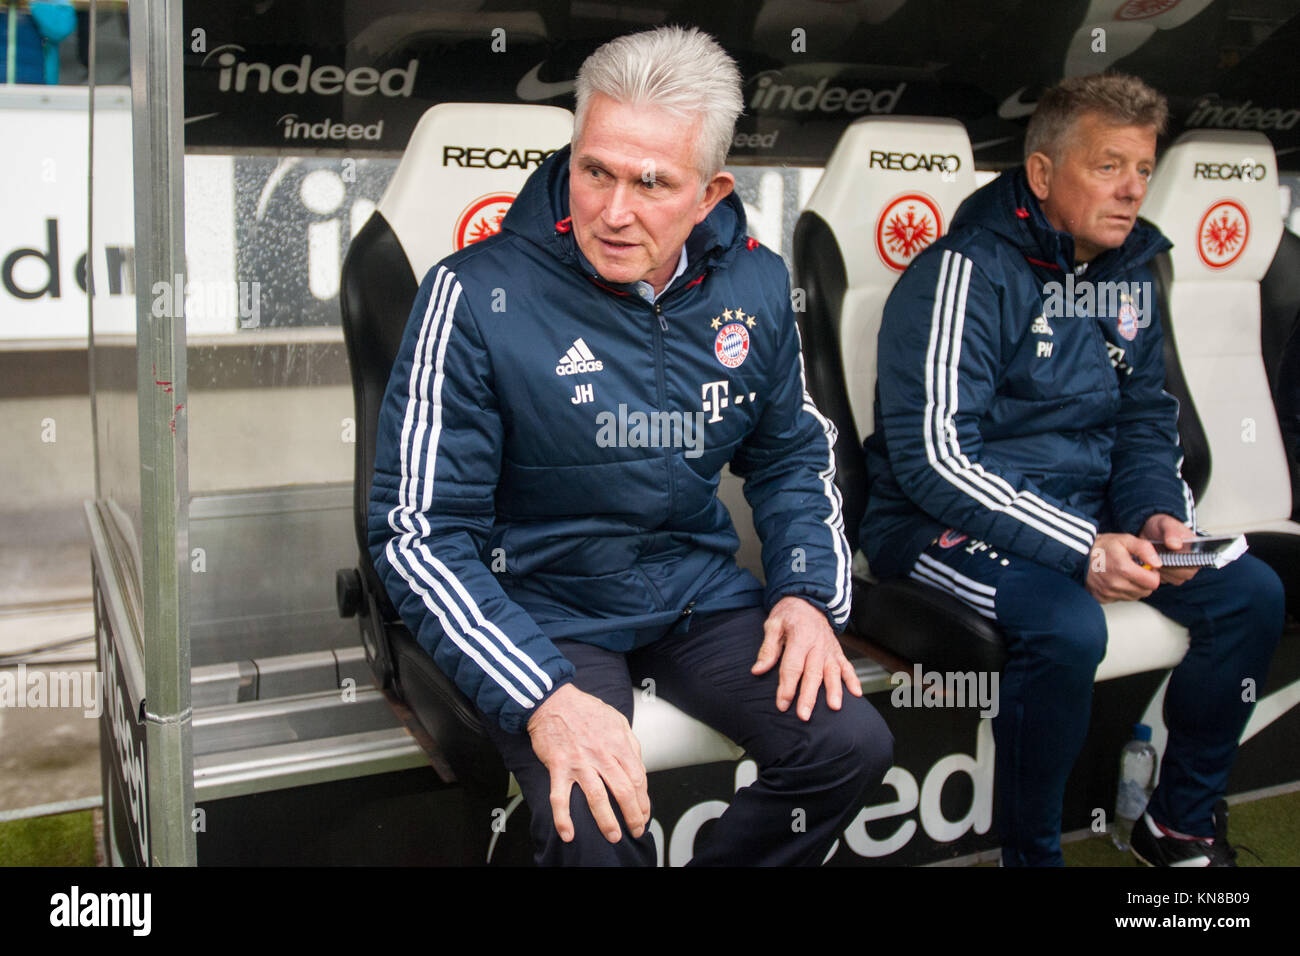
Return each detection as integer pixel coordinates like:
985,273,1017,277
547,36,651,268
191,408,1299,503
336,103,742,797
1257,232,1300,607
1261,229,1300,526
794,116,976,557
798,115,1193,676
1142,130,1300,615
793,117,1005,672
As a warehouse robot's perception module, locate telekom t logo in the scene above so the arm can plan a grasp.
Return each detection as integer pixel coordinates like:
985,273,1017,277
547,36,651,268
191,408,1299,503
701,380,730,423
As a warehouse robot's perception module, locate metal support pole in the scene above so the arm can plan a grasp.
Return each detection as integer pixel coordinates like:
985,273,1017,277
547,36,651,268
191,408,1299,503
128,0,195,866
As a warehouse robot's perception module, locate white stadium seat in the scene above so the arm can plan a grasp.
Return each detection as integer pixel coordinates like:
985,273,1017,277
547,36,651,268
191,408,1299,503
1143,130,1300,539
801,115,976,441
378,102,574,275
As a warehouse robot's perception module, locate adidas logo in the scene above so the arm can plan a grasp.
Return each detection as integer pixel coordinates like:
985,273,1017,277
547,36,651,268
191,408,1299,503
1030,314,1053,336
555,338,605,376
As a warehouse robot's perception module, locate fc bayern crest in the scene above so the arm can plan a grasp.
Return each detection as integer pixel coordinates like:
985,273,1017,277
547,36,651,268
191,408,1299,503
1197,199,1249,269
715,323,750,368
876,193,943,272
1117,301,1140,341
454,192,515,251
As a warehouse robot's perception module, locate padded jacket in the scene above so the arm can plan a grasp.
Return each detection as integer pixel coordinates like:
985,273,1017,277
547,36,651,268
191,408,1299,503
369,145,852,733
862,166,1195,583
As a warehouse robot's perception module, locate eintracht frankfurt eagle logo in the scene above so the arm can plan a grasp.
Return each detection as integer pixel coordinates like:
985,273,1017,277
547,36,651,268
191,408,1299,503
1114,0,1181,21
876,193,943,272
1197,199,1249,269
454,192,515,251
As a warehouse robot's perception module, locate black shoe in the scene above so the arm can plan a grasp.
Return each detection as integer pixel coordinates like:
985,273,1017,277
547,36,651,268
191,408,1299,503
1130,801,1238,867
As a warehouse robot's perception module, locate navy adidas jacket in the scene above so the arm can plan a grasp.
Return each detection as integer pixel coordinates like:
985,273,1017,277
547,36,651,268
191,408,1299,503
862,167,1195,583
369,146,851,733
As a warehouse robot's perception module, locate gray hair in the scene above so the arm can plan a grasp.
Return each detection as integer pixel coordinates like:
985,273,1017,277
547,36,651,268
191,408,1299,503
574,26,743,181
1024,73,1168,162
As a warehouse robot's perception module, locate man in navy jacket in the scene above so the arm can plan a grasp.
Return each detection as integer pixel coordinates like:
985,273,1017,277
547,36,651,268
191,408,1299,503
369,26,891,865
864,74,1283,866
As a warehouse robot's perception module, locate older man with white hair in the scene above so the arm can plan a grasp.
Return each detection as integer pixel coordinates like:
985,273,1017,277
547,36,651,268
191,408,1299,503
369,26,892,866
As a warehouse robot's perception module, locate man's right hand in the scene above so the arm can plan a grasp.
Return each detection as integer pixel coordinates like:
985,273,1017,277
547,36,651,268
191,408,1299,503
1085,532,1163,603
525,683,651,844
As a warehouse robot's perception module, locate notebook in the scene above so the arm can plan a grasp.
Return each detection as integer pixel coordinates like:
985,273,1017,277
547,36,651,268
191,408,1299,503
1155,534,1248,569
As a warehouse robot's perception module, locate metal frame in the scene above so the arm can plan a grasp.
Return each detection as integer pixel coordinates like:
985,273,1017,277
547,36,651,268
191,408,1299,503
126,0,194,866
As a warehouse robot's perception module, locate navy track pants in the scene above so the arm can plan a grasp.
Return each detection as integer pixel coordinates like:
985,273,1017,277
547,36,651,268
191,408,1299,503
909,535,1284,866
484,605,894,866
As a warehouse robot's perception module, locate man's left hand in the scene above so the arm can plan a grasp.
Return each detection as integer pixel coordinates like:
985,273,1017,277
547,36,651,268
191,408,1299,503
752,596,862,721
1140,513,1199,586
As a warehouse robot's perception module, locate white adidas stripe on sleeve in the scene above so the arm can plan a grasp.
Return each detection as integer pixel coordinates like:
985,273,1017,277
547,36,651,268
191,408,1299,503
793,323,852,624
387,266,552,710
921,250,1097,556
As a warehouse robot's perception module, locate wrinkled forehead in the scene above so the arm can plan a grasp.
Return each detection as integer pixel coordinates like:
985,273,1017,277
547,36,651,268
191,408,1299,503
572,95,707,177
1061,111,1158,162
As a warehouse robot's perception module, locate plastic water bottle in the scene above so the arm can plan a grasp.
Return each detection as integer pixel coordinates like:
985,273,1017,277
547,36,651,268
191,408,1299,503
1112,723,1158,851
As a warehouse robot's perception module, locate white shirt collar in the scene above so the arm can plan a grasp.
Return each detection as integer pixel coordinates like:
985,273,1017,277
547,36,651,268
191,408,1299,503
634,245,689,303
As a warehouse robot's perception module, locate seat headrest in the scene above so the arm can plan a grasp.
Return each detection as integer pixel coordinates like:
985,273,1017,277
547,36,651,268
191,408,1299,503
1062,0,1214,76
1143,130,1284,282
378,103,574,280
803,116,976,286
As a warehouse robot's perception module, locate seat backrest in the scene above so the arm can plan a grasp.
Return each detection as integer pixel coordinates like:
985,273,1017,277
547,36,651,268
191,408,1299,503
340,103,573,612
1146,248,1211,503
1260,228,1300,520
1142,130,1290,530
793,116,976,549
1061,0,1215,76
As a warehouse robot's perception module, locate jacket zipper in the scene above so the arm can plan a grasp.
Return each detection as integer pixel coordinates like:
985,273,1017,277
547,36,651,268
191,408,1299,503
650,300,676,513
1031,259,1119,405
583,262,714,525
674,600,697,629
1081,298,1123,409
